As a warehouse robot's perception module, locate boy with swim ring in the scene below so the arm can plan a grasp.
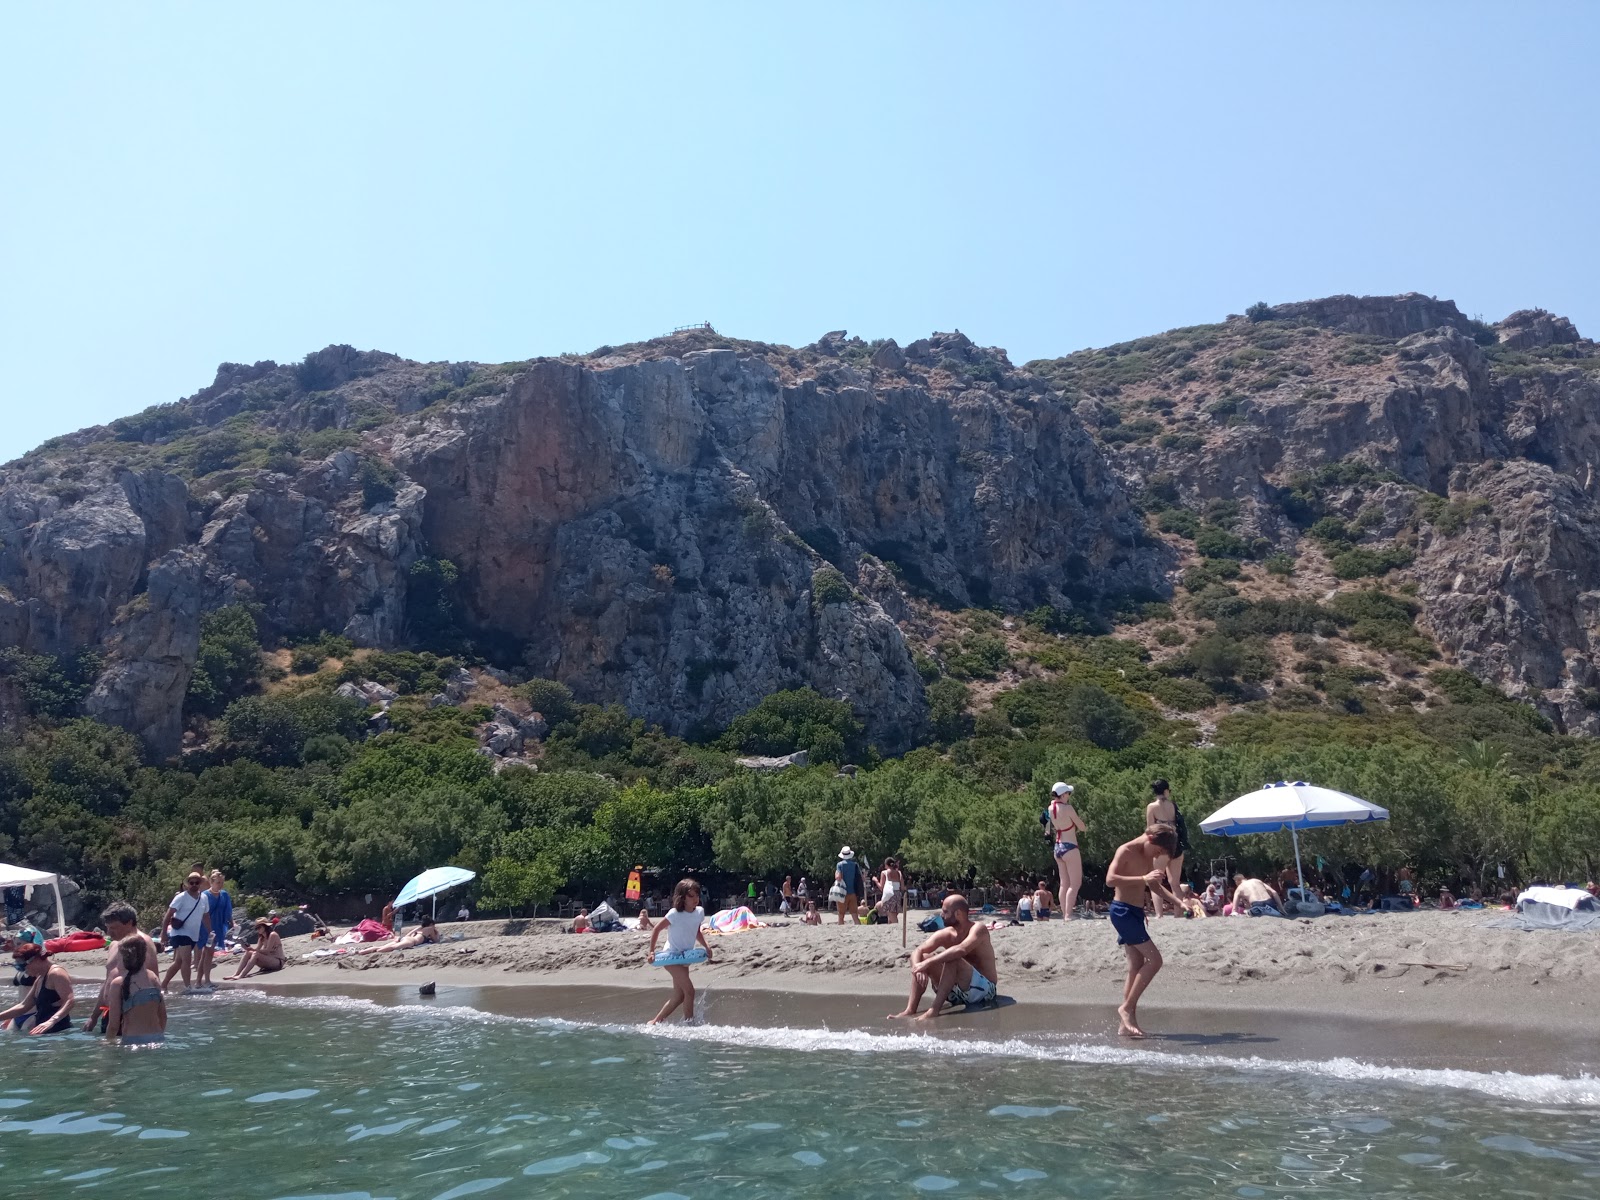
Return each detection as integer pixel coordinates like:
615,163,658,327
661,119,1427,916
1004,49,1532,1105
646,878,714,1024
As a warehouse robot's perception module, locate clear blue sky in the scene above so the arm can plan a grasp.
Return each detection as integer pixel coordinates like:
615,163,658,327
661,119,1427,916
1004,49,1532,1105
3,3,1596,462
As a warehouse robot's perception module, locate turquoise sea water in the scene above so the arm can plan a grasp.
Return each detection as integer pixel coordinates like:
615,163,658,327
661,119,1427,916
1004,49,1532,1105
3,989,1599,1198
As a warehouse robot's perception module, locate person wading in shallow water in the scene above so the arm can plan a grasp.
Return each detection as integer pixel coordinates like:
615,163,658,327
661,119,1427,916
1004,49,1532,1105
1104,823,1182,1038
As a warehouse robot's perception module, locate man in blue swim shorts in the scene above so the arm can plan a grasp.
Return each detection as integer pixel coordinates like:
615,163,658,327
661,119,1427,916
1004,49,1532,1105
1104,823,1181,1039
887,894,999,1021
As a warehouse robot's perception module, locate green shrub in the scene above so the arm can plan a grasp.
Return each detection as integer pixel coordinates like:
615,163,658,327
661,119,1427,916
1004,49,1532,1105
1149,676,1214,711
186,605,263,718
1264,552,1296,576
994,681,1149,750
358,457,401,508
1181,558,1243,590
1153,625,1185,647
518,677,576,725
811,566,852,607
1156,509,1200,538
1245,302,1274,322
719,688,861,762
0,648,103,720
1194,526,1251,559
928,678,974,742
944,634,1011,680
1330,545,1414,579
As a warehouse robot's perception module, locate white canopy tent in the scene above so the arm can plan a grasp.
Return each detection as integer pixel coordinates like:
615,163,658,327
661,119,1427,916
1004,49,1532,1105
0,863,66,938
1199,781,1389,896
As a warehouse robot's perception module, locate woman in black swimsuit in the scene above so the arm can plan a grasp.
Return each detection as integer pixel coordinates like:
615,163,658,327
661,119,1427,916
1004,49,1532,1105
1145,779,1190,917
1,943,75,1035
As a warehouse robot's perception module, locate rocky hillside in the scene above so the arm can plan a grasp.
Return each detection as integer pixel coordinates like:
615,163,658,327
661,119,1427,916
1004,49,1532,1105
3,293,1598,760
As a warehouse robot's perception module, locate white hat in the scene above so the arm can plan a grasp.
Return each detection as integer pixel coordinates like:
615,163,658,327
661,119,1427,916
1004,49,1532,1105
839,846,855,859
1051,782,1074,796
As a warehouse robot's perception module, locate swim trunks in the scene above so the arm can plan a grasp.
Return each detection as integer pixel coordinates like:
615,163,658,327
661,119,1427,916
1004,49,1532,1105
1108,900,1151,946
168,934,197,949
948,969,996,1007
1053,840,1078,858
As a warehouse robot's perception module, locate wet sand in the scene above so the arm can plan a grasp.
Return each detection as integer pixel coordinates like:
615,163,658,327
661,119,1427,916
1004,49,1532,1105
241,978,1600,1079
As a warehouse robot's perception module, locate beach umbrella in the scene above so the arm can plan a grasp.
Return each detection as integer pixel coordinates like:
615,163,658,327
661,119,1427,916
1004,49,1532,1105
393,866,477,919
1199,781,1388,894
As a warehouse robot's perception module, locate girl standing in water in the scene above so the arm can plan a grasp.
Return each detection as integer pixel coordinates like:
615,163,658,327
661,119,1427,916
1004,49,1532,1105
646,878,714,1024
106,935,167,1046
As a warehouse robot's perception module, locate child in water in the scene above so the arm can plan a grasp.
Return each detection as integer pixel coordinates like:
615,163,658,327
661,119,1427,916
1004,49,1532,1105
646,878,714,1024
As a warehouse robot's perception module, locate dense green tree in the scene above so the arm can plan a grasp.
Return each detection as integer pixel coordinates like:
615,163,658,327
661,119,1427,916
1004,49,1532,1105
186,605,263,716
718,688,863,762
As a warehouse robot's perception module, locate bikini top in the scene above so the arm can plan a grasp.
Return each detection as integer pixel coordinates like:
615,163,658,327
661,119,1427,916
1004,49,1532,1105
122,985,162,1013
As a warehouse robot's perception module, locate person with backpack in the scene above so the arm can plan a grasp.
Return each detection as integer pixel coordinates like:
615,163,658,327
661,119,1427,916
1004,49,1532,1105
1045,782,1088,919
833,846,864,924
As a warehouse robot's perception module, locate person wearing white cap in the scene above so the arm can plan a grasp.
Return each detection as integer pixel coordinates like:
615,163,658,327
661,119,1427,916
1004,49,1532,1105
832,846,864,925
1046,782,1088,918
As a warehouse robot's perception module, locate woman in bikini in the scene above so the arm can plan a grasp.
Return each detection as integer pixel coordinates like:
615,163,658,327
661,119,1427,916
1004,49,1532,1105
366,914,441,954
1145,779,1190,917
106,935,167,1046
1046,782,1088,919
226,920,285,979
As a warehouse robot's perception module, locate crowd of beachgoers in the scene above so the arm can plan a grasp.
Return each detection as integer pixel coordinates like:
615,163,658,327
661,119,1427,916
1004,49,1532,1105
6,778,1597,1046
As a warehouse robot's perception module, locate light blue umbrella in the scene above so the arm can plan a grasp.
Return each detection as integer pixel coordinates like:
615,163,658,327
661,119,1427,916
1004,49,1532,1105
394,866,477,918
1199,781,1388,894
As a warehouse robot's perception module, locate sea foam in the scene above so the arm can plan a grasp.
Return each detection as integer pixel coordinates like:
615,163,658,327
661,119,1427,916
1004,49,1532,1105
214,988,1600,1109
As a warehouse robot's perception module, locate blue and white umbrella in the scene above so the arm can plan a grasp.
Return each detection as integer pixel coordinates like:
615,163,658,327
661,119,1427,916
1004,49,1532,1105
393,866,477,918
1199,781,1388,893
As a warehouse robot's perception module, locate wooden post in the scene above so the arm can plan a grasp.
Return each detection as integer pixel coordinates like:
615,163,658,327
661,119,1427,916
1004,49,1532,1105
902,898,907,949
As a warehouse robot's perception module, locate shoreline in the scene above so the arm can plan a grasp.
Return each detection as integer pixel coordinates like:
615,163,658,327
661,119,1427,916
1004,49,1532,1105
56,907,1600,1041
242,907,1596,1037
228,977,1600,1080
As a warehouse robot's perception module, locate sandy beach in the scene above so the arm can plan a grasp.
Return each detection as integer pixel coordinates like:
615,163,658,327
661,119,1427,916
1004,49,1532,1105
50,907,1596,1035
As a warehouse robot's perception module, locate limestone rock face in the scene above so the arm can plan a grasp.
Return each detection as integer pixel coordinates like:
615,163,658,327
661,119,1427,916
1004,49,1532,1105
83,548,205,756
1077,293,1600,729
18,294,1600,753
1,332,1156,754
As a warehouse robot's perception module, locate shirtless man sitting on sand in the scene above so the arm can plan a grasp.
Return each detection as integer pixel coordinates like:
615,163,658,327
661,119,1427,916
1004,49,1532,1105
887,894,998,1021
1105,822,1182,1038
1232,877,1284,915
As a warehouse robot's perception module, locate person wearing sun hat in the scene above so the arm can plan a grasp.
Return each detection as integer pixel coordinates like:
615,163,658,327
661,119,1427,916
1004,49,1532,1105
1046,782,1089,919
0,943,75,1035
832,846,864,925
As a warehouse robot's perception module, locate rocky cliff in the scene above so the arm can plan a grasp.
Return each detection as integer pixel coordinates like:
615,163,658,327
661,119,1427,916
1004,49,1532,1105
1029,294,1600,732
6,295,1599,757
0,331,1159,756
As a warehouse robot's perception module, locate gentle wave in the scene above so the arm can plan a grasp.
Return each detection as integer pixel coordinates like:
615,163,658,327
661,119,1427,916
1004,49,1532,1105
212,989,1600,1109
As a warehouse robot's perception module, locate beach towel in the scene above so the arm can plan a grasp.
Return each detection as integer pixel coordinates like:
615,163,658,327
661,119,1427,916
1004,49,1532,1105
706,906,766,934
44,930,107,955
335,919,395,944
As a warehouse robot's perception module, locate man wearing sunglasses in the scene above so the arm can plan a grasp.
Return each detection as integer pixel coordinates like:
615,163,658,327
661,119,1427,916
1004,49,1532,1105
159,872,213,992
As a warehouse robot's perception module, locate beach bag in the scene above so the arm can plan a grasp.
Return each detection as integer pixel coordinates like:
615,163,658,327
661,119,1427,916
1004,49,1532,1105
828,882,846,903
918,914,945,933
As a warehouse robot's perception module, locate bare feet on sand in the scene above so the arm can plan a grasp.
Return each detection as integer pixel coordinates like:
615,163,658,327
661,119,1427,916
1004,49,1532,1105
886,1009,916,1020
1117,1005,1146,1038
